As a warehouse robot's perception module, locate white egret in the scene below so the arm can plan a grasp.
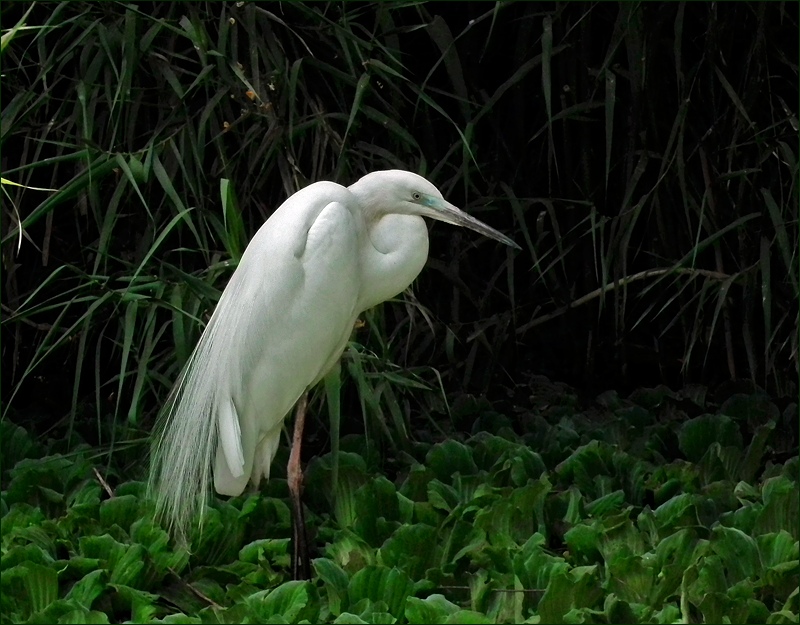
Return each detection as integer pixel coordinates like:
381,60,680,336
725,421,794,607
148,169,518,577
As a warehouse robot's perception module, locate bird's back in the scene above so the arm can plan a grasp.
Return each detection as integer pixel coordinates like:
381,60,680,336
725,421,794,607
212,181,366,492
150,181,365,534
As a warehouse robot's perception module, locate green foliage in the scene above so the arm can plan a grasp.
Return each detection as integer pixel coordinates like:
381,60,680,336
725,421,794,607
2,383,797,623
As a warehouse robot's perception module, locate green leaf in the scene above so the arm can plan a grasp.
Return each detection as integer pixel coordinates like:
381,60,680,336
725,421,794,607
353,477,401,544
108,584,160,623
556,440,616,498
333,613,370,625
78,534,126,562
444,610,493,624
0,3,35,53
426,441,478,481
26,599,111,625
678,414,742,463
109,544,146,587
585,490,625,517
474,482,547,548
755,476,799,540
652,493,698,531
564,524,601,563
720,393,780,422
99,495,140,531
314,558,350,616
246,580,317,624
326,529,376,574
64,569,108,610
219,178,246,262
537,568,577,624
379,524,438,581
405,594,460,624
757,531,798,570
427,480,459,513
711,526,761,583
2,562,59,618
1,544,54,570
348,566,414,619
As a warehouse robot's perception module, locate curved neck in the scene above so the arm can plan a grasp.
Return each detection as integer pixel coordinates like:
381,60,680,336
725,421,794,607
357,213,429,312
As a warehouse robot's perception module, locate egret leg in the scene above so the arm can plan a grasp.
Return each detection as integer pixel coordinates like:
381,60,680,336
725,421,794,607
288,392,311,580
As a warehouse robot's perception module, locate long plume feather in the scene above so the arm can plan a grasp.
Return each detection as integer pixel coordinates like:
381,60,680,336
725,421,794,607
147,276,248,543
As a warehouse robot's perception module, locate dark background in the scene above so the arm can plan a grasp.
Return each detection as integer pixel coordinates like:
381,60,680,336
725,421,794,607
2,1,797,456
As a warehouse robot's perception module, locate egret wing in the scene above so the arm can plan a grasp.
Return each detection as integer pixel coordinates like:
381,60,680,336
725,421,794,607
214,196,363,493
149,182,363,538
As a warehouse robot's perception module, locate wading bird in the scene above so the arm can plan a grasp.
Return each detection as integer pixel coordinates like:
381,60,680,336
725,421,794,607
148,169,518,577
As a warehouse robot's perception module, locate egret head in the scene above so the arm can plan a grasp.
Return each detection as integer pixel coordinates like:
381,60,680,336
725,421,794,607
349,170,520,249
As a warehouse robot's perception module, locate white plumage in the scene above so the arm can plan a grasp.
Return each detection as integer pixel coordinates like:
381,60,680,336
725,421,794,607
148,170,518,540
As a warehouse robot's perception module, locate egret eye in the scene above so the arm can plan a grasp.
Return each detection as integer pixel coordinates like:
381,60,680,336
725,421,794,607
412,192,421,201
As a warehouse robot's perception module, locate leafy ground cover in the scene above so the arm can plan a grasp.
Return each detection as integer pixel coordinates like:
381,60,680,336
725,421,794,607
2,381,797,624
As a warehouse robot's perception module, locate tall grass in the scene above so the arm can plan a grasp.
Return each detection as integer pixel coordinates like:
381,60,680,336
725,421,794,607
1,2,796,468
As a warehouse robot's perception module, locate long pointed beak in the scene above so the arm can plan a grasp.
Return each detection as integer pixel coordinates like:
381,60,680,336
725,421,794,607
425,198,521,250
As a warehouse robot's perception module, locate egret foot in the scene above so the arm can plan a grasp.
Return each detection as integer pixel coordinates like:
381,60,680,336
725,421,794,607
288,393,311,580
